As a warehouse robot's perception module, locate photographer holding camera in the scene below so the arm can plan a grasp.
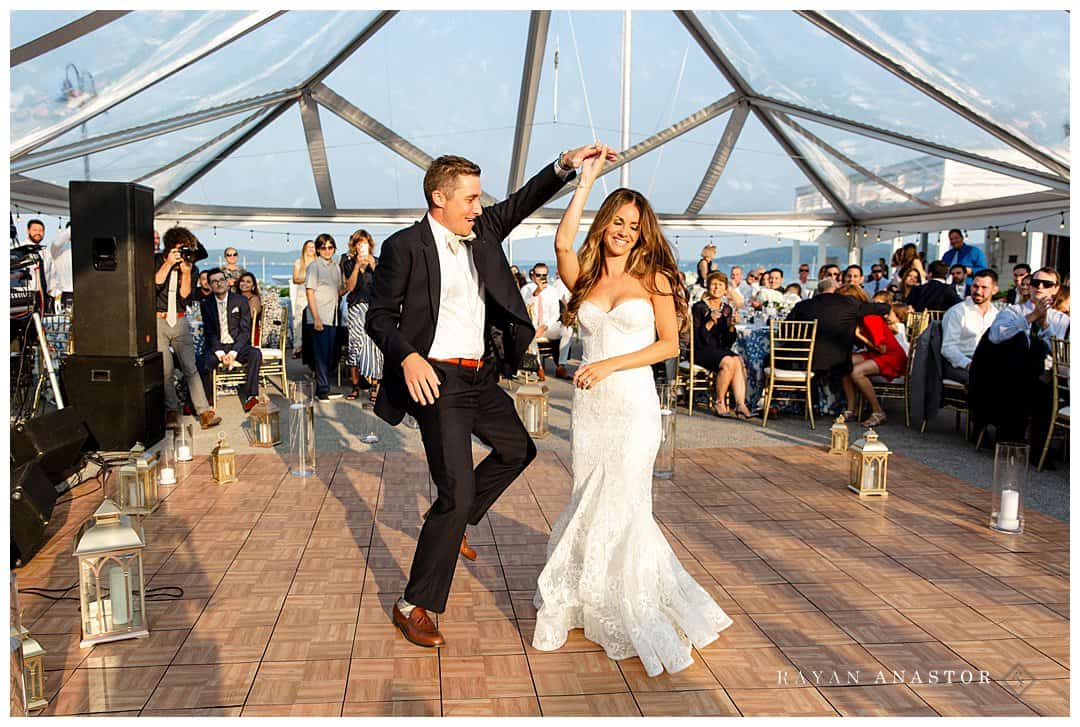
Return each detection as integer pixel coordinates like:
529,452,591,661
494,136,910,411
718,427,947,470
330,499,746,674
156,226,220,430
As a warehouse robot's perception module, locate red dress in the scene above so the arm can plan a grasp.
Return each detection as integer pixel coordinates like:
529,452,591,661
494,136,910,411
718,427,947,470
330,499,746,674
860,315,907,380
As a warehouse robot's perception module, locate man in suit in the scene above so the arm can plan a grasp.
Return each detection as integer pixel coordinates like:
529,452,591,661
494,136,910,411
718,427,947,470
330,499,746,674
905,260,962,312
1005,263,1031,304
948,264,971,300
197,267,262,413
787,277,891,401
366,146,601,648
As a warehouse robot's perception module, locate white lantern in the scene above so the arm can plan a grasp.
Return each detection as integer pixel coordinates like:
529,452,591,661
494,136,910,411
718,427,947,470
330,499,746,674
829,415,849,455
990,443,1027,534
514,381,549,438
19,628,46,711
73,500,149,647
848,429,890,498
111,443,160,516
10,573,26,717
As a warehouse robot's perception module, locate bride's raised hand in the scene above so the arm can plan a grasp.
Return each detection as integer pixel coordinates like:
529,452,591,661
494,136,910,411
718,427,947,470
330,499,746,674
578,144,612,186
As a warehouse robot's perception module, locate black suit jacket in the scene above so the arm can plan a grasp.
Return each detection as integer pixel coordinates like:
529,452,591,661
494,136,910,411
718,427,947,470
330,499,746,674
906,279,961,312
200,292,254,358
787,294,890,374
366,164,570,425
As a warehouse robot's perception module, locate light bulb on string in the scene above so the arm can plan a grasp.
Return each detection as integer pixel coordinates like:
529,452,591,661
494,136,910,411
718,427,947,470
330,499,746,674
845,228,851,238
993,227,1001,243
862,228,868,238
250,229,254,242
213,225,217,237
1060,212,1066,230
1021,222,1028,238
742,235,748,248
876,230,881,242
14,205,19,220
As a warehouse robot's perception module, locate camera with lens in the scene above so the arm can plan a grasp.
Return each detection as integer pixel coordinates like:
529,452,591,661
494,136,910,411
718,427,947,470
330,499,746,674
178,244,199,264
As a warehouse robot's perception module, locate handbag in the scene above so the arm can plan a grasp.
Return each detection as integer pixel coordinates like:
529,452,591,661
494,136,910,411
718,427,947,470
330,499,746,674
519,350,540,373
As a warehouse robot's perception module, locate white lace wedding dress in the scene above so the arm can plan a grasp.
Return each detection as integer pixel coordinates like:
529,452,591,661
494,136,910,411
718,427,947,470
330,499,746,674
531,298,732,676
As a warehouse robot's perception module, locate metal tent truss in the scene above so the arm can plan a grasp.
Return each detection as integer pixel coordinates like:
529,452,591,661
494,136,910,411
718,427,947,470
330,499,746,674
9,10,1069,243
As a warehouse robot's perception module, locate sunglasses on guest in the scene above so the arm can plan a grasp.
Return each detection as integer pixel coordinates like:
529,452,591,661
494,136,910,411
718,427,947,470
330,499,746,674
1031,278,1058,289
225,251,238,257
318,244,336,250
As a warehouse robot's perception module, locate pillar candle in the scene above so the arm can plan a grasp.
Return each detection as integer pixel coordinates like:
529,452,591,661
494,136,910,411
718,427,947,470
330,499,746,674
997,489,1020,530
108,567,130,626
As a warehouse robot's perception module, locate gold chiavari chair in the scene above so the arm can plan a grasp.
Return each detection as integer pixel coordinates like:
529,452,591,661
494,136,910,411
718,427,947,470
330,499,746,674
761,319,817,429
1037,337,1070,471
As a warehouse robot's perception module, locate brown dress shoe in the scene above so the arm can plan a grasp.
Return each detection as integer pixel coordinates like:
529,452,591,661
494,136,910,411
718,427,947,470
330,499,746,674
392,604,445,648
555,365,572,380
421,509,477,561
199,410,222,429
536,367,546,382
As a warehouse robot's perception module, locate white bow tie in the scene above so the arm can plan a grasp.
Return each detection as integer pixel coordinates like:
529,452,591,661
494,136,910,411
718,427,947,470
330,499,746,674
446,231,476,255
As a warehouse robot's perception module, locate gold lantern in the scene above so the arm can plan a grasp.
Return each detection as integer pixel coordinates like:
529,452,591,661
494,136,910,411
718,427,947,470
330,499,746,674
829,415,849,455
19,627,46,711
211,434,238,484
249,393,281,447
73,499,149,647
848,429,890,498
11,573,27,717
112,443,160,516
514,381,549,438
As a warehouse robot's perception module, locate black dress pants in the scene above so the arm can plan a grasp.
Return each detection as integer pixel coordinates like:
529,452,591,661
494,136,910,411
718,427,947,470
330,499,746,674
404,359,536,613
198,347,263,407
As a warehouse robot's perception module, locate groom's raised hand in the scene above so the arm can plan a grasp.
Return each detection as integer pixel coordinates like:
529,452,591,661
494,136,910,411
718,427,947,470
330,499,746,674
560,142,617,172
403,352,440,405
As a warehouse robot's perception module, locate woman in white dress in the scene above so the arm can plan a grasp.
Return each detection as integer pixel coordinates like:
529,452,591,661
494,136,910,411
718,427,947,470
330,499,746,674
532,145,732,676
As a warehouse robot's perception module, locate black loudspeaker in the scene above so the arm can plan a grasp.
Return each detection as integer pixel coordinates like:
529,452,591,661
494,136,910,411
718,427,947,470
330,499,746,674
62,352,165,452
11,462,58,567
11,407,90,483
69,181,156,358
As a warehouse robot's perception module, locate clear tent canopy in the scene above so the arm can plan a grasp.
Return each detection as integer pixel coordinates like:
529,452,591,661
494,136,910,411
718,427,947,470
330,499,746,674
9,9,1070,252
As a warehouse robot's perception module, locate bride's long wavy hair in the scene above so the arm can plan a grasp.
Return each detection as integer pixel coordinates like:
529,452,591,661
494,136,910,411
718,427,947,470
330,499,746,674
563,188,687,331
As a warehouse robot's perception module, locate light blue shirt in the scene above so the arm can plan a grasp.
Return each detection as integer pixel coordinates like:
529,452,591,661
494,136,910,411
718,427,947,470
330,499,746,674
988,301,1070,345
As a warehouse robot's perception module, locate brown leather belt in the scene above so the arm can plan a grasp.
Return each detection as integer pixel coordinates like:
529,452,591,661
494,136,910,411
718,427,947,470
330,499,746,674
429,357,484,370
156,311,186,319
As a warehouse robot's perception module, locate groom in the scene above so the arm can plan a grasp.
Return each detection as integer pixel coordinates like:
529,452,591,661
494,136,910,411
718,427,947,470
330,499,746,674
366,146,598,647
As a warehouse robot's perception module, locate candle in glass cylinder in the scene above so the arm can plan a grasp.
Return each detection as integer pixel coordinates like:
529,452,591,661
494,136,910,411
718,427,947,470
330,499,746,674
997,490,1021,531
107,566,130,626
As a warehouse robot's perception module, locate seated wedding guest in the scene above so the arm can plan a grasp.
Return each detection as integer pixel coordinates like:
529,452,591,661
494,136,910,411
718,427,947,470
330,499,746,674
1054,284,1069,315
522,262,573,380
696,243,717,287
889,303,911,355
725,266,746,308
198,268,262,413
905,260,961,312
692,272,753,419
796,264,812,295
895,263,923,303
872,289,892,304
222,247,246,289
783,283,802,306
940,269,999,384
751,268,785,309
813,264,841,296
237,272,262,331
863,263,890,296
188,269,212,303
972,266,1069,448
843,264,864,288
742,269,761,300
948,264,970,300
1005,263,1031,304
838,284,907,427
787,278,890,416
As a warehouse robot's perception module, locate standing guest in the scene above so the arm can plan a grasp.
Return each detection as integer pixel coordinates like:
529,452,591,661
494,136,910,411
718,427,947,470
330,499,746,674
522,262,573,380
948,264,970,299
942,228,987,283
237,272,262,329
941,269,999,384
153,229,161,252
46,223,73,310
290,239,317,358
863,264,890,296
156,227,219,429
341,229,383,403
837,284,906,427
905,260,962,312
366,146,603,649
222,247,246,289
198,268,262,413
787,278,890,420
23,218,47,302
692,272,752,419
1005,263,1032,304
696,243,717,287
509,265,528,289
890,243,926,286
843,264,864,289
306,234,346,401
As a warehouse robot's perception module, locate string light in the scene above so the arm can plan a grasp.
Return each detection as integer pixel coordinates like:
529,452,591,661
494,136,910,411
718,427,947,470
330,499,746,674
742,235,749,248
845,228,851,238
876,230,881,242
1021,222,1028,238
213,225,217,237
993,227,1001,243
1060,211,1066,230
862,228,868,238
250,229,254,241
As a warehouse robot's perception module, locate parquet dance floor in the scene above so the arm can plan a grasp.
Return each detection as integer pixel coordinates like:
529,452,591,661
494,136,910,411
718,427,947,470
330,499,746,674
15,446,1068,716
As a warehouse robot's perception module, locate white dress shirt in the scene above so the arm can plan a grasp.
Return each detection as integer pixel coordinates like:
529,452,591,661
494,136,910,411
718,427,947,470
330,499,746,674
988,300,1070,346
522,284,564,330
213,294,238,361
427,214,487,360
940,298,998,369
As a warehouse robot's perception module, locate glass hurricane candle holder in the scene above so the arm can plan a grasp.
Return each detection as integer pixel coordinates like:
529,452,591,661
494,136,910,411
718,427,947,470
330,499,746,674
990,442,1027,534
653,382,677,479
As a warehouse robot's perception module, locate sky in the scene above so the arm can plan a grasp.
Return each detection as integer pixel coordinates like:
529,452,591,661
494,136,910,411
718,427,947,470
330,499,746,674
8,9,1071,260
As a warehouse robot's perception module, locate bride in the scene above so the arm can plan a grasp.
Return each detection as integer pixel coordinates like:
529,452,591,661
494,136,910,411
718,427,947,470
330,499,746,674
531,144,732,676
